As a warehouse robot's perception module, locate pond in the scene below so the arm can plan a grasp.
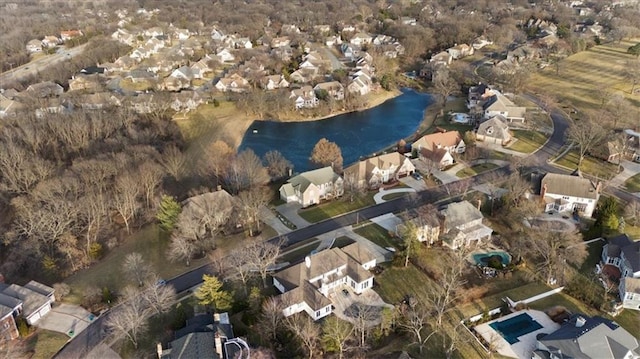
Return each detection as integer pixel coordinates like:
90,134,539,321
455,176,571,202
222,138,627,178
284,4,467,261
238,88,434,172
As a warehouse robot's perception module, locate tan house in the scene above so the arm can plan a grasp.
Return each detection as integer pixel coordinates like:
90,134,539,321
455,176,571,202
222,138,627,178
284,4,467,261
396,207,441,244
68,74,104,92
476,115,512,145
446,44,474,60
412,131,465,155
482,89,526,123
279,166,343,207
314,81,344,101
439,201,493,249
344,152,415,189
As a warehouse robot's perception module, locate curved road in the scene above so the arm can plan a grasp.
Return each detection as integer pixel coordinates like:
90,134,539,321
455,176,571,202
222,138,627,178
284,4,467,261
54,84,637,359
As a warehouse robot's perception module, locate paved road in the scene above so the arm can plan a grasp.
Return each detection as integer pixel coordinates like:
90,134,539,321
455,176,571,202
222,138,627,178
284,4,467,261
0,43,88,85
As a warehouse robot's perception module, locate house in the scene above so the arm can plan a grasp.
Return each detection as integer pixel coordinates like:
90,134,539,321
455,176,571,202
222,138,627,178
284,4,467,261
233,37,252,49
35,98,74,118
280,24,301,34
624,129,640,162
420,148,454,170
216,48,235,63
472,36,493,50
271,45,294,61
273,242,376,320
158,311,247,359
350,32,373,46
25,81,64,98
343,152,415,189
325,36,342,47
400,17,417,26
341,43,359,61
76,93,121,110
181,189,238,234
270,36,290,48
260,75,289,90
430,51,453,67
590,139,623,164
68,74,104,92
143,27,164,38
111,28,136,45
481,89,526,122
111,55,137,72
170,91,203,112
214,74,249,93
0,292,21,340
313,24,332,34
0,280,55,325
601,234,640,311
0,94,25,118
438,201,493,249
446,44,474,60
540,172,601,217
533,315,639,359
26,39,43,53
412,131,466,156
279,166,343,207
60,30,83,41
125,69,156,83
396,207,441,244
211,28,226,41
162,66,194,91
476,115,512,145
347,75,371,96
314,81,344,101
41,36,60,48
172,28,191,40
290,86,319,110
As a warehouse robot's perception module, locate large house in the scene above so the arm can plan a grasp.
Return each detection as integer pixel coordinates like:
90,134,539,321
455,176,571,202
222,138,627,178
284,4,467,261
343,152,415,189
314,81,344,101
273,242,376,320
533,315,639,359
0,280,55,328
476,115,512,145
290,86,319,110
396,206,441,244
481,89,526,122
601,234,640,311
624,129,640,162
438,201,493,249
412,131,466,155
279,167,343,207
540,173,601,217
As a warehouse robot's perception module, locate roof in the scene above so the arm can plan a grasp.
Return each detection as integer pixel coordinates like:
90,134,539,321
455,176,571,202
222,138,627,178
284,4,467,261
420,148,451,163
541,173,599,200
478,115,511,140
181,190,236,223
484,90,526,119
24,281,54,297
161,332,218,359
1,284,50,318
344,152,409,184
280,166,339,195
314,81,343,92
412,131,462,152
0,293,22,318
538,315,639,359
340,242,376,265
607,234,640,273
439,201,483,230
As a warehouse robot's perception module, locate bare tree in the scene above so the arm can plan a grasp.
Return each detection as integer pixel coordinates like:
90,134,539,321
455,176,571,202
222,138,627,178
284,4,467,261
397,301,437,354
624,201,640,227
226,149,270,193
566,115,606,168
106,287,150,349
201,140,234,182
321,315,355,359
349,302,378,353
264,150,293,181
137,161,164,208
112,171,142,234
247,239,283,287
310,138,343,173
123,252,152,287
428,250,468,328
285,314,321,359
0,138,55,194
342,172,366,203
433,70,459,108
227,250,255,295
160,145,188,181
259,296,285,341
141,277,176,315
237,186,271,237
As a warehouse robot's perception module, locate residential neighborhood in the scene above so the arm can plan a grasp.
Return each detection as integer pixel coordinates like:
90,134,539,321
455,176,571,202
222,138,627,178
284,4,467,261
0,0,639,359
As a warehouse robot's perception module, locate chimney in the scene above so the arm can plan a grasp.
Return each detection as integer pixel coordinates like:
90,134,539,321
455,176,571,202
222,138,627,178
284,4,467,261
156,343,163,358
477,199,482,210
541,183,548,198
595,181,602,193
575,316,586,328
216,185,222,191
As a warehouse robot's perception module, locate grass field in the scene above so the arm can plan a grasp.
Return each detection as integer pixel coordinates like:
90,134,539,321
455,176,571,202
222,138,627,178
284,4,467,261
456,163,499,177
25,330,69,359
297,195,376,223
119,78,154,92
353,223,397,249
529,40,640,127
509,130,548,154
554,150,619,180
624,173,640,192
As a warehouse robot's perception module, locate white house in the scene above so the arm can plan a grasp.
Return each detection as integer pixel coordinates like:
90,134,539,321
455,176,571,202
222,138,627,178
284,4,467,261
439,201,493,249
482,89,526,122
214,74,249,93
601,234,640,311
261,75,290,90
0,281,55,325
290,86,319,109
279,166,343,207
343,152,415,189
26,39,43,53
216,48,235,63
476,115,512,145
350,32,373,46
273,242,376,320
540,173,600,217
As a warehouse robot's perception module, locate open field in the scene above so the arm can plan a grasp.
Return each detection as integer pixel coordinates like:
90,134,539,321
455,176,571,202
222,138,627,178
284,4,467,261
353,223,397,249
509,130,548,154
298,195,376,223
554,150,619,180
456,163,499,177
529,40,640,128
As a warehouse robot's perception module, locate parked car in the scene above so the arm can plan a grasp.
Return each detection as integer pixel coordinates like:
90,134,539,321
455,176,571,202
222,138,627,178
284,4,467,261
412,172,423,180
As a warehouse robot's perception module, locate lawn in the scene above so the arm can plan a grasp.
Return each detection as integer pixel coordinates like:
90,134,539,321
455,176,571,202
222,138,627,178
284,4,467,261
529,40,640,127
375,264,438,305
554,150,619,180
624,173,640,192
119,78,154,92
456,281,552,318
456,163,499,178
25,330,70,359
298,195,376,223
528,292,599,316
381,192,409,201
509,130,548,154
278,240,320,264
353,223,397,249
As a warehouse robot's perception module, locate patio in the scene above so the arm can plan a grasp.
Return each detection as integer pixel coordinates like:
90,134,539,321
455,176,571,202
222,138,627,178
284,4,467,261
329,286,394,327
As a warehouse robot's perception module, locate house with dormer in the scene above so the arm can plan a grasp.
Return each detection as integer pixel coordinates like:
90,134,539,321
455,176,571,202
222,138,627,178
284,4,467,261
290,86,319,109
0,280,55,326
273,242,376,320
540,172,600,217
279,166,343,207
412,131,465,157
314,81,344,101
343,152,415,189
438,201,493,249
214,74,249,93
601,234,640,311
482,89,526,123
261,75,289,90
476,115,512,145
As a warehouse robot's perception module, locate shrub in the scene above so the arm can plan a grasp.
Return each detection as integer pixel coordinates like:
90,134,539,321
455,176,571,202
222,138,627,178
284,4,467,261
102,287,113,304
89,242,103,260
212,98,220,107
16,317,30,337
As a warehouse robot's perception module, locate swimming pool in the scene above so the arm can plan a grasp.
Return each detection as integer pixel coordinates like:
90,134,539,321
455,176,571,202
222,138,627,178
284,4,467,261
489,312,543,344
472,251,511,267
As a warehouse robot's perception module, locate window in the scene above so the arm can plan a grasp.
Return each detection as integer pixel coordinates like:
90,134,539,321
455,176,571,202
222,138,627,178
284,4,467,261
315,311,321,317
325,306,330,313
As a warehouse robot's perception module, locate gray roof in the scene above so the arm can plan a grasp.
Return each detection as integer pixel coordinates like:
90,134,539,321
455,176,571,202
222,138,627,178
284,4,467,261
538,315,639,359
439,201,483,230
541,173,599,200
161,332,218,359
608,234,640,273
1,284,50,318
478,115,511,140
281,166,340,194
0,292,22,318
24,280,55,298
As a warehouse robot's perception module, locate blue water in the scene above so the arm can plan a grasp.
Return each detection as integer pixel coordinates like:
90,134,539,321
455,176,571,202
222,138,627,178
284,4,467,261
472,251,512,266
238,89,433,172
489,313,543,344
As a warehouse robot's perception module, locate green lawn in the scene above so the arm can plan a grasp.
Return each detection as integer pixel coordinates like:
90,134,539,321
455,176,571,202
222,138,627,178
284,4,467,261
624,173,640,192
26,330,70,359
456,163,499,178
298,195,376,223
554,150,618,180
528,292,599,316
375,264,438,304
278,240,319,264
381,192,409,201
614,309,640,336
353,223,397,249
332,236,355,248
509,130,548,154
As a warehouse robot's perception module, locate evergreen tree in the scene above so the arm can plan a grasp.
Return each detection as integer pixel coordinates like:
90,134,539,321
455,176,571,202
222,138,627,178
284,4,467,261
156,195,181,232
195,275,233,311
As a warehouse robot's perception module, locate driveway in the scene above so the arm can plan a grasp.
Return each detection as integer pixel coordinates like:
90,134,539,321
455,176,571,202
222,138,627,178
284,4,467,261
411,158,462,184
259,205,292,235
373,188,416,204
35,304,95,337
609,160,640,189
275,203,311,229
399,176,428,191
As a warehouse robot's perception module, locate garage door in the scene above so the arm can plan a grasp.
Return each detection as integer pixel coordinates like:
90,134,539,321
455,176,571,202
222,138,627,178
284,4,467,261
38,304,51,318
27,312,41,325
